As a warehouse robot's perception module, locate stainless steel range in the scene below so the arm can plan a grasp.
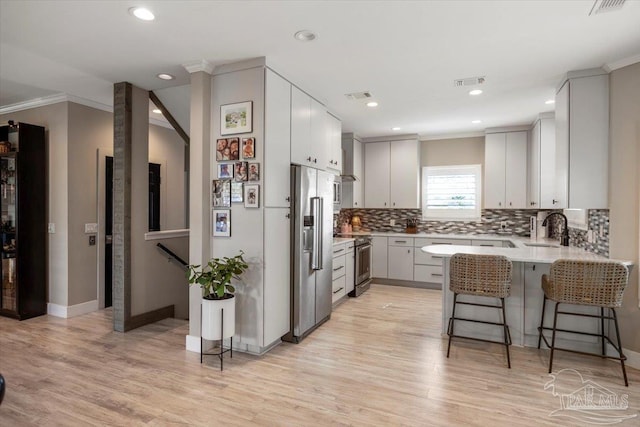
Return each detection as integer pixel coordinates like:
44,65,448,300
350,236,372,297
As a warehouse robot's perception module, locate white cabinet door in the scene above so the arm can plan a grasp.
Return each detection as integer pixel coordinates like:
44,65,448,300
539,118,556,209
484,133,506,208
371,236,388,278
263,208,290,345
364,142,391,208
554,81,569,209
291,86,311,167
352,138,363,208
309,97,327,169
389,139,420,208
264,69,291,208
326,113,342,173
345,243,355,294
505,131,527,208
528,120,541,208
388,245,414,281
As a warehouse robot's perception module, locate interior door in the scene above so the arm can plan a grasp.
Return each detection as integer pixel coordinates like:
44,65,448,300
105,157,113,308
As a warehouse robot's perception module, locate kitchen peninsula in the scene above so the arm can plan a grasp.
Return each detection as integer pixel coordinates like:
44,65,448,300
422,240,633,351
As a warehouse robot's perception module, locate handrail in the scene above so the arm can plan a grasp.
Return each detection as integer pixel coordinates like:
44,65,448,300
156,243,188,269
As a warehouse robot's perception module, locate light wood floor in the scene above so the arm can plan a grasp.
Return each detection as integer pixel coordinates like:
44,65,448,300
1,284,638,426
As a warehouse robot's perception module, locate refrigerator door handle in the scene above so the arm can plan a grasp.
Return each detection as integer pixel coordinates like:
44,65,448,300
311,196,322,270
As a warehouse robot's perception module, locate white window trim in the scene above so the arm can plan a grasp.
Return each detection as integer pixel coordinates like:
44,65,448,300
422,164,482,221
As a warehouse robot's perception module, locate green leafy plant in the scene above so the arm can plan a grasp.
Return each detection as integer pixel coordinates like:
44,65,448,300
187,251,249,299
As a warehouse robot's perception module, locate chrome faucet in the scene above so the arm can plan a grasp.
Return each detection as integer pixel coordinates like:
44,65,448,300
542,212,570,246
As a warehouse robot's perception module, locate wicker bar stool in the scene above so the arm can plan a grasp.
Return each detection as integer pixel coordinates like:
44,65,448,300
537,259,630,386
448,253,513,368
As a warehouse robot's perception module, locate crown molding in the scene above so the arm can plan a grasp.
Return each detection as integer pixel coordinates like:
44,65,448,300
0,93,113,115
604,54,640,72
182,59,214,74
421,131,485,141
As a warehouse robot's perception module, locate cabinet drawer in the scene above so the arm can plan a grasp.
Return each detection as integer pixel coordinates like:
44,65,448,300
332,255,346,281
472,239,503,247
388,237,414,247
332,243,346,257
414,249,445,266
415,238,472,247
332,275,346,302
346,241,355,250
414,265,444,284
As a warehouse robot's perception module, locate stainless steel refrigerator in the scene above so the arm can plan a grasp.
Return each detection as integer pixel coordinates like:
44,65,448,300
283,165,334,343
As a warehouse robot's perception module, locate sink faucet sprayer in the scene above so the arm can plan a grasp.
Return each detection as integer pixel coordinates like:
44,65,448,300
542,213,570,247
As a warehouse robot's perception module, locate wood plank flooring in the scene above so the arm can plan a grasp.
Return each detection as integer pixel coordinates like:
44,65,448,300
1,284,638,426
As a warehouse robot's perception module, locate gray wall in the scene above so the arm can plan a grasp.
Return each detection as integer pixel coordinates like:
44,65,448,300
609,61,640,353
421,136,485,167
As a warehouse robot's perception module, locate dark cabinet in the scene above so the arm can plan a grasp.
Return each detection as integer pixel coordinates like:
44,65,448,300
0,122,46,320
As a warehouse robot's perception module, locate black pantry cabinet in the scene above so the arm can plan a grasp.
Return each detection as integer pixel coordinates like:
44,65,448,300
0,121,46,320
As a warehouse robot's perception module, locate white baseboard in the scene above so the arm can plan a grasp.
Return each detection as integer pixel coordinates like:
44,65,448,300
607,343,640,370
47,300,98,318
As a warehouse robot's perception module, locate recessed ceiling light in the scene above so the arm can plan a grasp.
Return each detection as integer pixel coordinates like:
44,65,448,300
152,109,162,114
294,30,316,42
469,89,483,96
545,99,555,105
129,7,155,21
366,101,378,108
471,120,482,124
156,73,175,80
392,127,401,131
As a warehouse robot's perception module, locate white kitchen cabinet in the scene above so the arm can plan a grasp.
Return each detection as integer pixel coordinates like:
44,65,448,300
291,86,326,169
484,131,527,209
554,72,609,209
326,113,342,173
332,242,347,303
264,69,291,208
413,237,471,284
263,208,290,345
340,133,364,209
345,241,355,295
364,139,420,208
352,138,363,208
371,236,388,278
528,115,556,209
388,244,414,281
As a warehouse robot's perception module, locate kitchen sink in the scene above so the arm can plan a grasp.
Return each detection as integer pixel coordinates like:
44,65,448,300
523,243,560,248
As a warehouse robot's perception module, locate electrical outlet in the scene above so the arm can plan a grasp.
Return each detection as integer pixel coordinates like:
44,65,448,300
390,219,395,226
500,221,507,230
599,224,604,237
89,235,96,246
587,229,594,243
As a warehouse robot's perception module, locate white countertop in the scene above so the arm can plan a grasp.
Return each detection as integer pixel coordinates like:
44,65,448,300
338,231,515,240
333,237,355,245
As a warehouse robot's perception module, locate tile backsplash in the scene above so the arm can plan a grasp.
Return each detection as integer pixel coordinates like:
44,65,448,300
335,208,610,257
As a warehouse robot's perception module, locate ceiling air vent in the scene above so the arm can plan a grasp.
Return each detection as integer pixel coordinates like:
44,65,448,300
589,0,625,15
345,91,373,101
453,76,486,87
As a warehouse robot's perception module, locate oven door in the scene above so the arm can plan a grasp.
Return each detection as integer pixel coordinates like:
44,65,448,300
355,243,371,285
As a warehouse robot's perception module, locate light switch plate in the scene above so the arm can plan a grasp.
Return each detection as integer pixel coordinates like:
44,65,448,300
48,223,55,233
84,223,98,234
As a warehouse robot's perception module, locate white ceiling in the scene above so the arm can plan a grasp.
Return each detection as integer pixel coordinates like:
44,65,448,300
1,0,639,139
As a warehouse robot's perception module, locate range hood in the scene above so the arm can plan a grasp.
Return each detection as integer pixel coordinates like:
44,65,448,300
340,135,361,182
340,173,358,182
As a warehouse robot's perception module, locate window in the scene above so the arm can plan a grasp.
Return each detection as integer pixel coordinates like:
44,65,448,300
422,164,481,220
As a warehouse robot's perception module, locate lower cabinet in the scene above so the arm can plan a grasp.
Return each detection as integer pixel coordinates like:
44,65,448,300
388,238,414,281
371,236,388,279
332,243,347,303
414,238,471,285
345,241,355,295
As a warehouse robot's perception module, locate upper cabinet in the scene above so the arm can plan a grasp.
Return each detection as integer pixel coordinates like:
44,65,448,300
341,133,364,208
364,138,420,209
264,69,291,208
528,114,555,209
325,113,342,174
484,131,527,209
554,70,609,209
291,86,327,169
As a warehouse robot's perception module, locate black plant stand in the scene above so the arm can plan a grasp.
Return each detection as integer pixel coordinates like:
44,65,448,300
200,306,233,371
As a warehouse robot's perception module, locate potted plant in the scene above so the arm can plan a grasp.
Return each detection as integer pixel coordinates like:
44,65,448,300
187,251,249,341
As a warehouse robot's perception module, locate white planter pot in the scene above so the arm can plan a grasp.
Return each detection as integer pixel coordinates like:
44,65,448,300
201,295,235,341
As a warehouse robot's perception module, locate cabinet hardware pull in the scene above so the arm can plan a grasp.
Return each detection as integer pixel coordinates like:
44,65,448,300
286,196,290,202
407,249,410,253
395,240,407,243
354,202,358,206
498,202,502,206
552,199,558,204
480,244,493,247
432,273,443,277
432,256,443,259
433,243,451,245
333,287,344,294
333,248,344,254
307,156,312,162
333,266,344,271
509,202,512,206
532,265,536,271
286,213,290,219
313,158,317,163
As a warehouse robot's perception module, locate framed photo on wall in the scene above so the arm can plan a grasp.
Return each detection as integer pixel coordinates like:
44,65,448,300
221,101,252,135
242,137,256,159
234,161,248,182
213,209,231,237
244,184,260,208
212,179,231,208
248,162,260,181
218,163,233,179
231,182,244,203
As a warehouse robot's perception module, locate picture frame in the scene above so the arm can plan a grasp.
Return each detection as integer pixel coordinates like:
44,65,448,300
241,137,256,159
212,179,231,208
216,137,239,161
234,161,248,182
244,184,260,208
248,162,260,181
218,163,234,179
231,182,244,203
213,209,231,237
221,101,252,135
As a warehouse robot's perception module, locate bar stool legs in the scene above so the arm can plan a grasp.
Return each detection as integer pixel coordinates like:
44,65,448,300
611,308,628,387
501,298,511,369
